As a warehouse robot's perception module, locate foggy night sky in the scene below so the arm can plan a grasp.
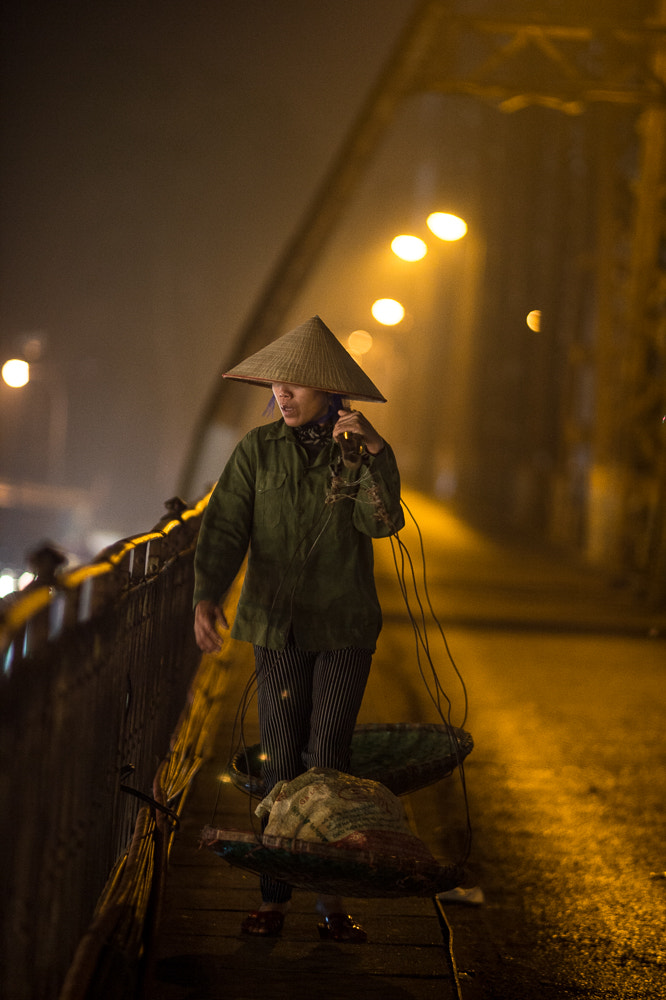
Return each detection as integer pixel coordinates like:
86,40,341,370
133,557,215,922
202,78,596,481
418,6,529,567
0,1,419,563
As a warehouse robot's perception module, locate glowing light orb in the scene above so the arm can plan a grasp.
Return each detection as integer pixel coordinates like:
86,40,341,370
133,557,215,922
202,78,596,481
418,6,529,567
526,309,541,332
347,330,373,355
391,234,427,261
2,358,30,388
426,212,468,242
371,298,405,326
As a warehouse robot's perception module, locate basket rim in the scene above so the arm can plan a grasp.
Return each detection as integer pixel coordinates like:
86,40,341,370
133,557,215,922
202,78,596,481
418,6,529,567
227,721,473,798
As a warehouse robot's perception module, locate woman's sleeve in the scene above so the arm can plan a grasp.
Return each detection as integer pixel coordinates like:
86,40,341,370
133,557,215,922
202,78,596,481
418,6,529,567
192,436,256,606
352,442,405,538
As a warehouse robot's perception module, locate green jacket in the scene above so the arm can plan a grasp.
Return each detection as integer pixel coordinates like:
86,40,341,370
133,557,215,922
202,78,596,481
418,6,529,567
193,419,404,651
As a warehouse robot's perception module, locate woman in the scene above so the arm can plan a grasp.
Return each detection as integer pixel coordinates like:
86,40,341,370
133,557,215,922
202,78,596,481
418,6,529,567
193,315,404,940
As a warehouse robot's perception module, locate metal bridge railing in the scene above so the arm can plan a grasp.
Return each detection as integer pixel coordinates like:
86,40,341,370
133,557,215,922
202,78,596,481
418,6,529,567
0,494,223,1000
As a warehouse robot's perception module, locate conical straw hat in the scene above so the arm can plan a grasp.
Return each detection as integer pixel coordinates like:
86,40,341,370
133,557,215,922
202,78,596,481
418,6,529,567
223,315,386,402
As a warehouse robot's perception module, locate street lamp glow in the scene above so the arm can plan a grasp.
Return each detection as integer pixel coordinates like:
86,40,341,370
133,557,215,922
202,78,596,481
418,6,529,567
426,212,468,242
391,234,427,262
348,330,373,355
2,359,30,388
526,309,541,332
371,299,405,326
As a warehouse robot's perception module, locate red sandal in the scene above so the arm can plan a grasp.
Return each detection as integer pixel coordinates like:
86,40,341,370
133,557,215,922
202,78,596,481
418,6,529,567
317,913,367,943
241,909,285,936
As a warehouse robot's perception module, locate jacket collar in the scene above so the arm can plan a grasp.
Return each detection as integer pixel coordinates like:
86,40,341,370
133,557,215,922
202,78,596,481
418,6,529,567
266,418,292,441
265,418,337,466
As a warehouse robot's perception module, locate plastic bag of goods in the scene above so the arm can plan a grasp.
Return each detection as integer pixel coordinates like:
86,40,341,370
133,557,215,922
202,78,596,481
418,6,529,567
256,766,437,864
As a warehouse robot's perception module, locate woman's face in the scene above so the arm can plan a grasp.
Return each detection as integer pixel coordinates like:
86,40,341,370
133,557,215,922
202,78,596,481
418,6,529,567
272,382,330,427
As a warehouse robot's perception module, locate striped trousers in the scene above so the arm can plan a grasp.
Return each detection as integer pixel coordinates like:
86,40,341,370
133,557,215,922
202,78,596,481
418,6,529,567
254,643,373,903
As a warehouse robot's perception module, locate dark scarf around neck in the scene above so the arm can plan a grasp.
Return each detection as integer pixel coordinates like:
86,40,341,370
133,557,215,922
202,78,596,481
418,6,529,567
292,418,334,447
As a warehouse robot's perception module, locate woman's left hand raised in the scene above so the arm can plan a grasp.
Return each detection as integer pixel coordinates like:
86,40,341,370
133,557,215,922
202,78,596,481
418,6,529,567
333,409,385,455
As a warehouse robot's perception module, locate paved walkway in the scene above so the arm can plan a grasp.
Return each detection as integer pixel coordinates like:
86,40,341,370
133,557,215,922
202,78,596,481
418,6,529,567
144,494,665,1000
145,643,465,999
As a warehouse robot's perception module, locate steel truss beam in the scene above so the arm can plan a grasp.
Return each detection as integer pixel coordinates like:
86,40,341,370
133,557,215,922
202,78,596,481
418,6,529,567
413,12,666,113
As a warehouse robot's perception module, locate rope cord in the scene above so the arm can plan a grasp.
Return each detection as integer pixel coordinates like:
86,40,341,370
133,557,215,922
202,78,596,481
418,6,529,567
392,498,469,729
391,500,473,863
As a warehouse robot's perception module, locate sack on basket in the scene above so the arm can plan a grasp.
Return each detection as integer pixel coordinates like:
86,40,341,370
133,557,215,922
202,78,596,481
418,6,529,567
256,766,437,865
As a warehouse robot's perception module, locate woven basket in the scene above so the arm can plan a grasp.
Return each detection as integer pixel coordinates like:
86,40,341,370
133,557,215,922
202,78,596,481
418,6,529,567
229,722,473,798
200,826,464,898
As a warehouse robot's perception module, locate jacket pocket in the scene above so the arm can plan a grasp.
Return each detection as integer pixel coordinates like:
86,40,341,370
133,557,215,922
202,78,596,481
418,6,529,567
255,470,287,528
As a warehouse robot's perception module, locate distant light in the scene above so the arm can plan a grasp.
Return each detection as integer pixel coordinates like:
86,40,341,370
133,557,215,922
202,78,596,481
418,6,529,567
2,359,30,388
372,299,405,326
526,309,541,332
18,572,35,590
0,573,16,598
23,336,45,363
391,234,427,261
426,213,468,242
348,330,373,355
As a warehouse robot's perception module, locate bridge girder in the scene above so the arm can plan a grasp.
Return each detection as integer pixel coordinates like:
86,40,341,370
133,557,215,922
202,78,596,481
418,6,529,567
413,10,666,112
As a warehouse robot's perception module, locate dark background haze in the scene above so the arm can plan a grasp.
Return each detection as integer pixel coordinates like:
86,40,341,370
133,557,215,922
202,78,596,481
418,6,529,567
1,1,418,565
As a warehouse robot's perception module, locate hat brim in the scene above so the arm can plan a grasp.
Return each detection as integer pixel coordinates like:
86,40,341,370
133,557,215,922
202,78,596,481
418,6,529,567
222,372,386,403
222,315,387,403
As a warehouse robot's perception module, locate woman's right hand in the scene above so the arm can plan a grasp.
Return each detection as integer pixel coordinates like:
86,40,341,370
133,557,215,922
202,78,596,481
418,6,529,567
194,599,228,653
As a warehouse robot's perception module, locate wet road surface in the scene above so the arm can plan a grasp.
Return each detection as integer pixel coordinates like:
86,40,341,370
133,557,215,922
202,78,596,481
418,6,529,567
372,495,666,998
